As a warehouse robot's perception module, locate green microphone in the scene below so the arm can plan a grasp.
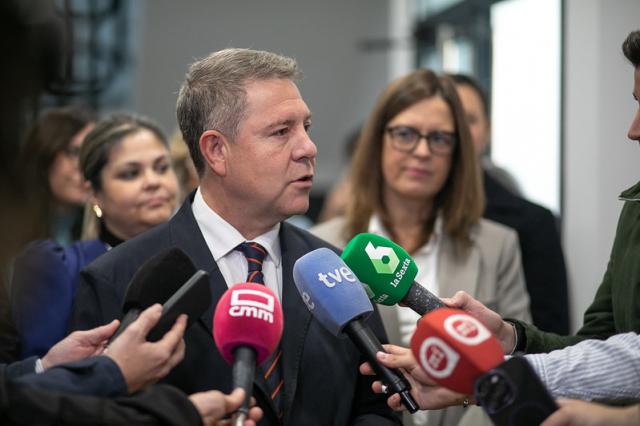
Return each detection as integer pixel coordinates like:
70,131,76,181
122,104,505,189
341,233,445,315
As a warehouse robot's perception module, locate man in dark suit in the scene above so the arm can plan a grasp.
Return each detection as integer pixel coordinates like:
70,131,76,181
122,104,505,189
71,48,399,426
449,74,570,335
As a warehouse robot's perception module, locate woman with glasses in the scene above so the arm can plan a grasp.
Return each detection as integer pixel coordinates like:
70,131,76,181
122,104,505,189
311,69,531,426
20,106,96,245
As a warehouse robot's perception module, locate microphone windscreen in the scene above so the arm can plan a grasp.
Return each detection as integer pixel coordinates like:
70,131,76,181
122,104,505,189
341,233,418,305
293,248,373,336
122,247,197,313
410,308,504,394
213,283,283,366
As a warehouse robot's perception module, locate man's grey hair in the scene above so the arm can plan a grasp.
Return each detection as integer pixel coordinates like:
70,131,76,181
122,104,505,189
176,48,302,174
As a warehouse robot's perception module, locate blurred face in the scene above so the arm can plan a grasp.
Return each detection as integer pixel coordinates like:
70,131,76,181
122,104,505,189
455,84,490,158
629,67,640,142
223,78,316,225
94,129,179,240
48,123,94,209
381,96,454,205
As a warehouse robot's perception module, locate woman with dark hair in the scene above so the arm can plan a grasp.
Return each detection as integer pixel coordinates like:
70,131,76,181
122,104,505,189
11,113,179,359
21,105,95,244
312,69,531,426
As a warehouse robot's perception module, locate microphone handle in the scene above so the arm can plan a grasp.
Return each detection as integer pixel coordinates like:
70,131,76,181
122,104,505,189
344,318,419,413
232,346,256,416
402,282,445,316
107,309,140,345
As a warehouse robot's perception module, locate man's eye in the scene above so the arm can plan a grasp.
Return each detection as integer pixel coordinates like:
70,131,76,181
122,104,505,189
273,128,289,137
304,123,312,133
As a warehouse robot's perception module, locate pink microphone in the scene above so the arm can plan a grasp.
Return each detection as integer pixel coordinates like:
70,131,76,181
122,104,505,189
410,307,503,395
213,283,283,421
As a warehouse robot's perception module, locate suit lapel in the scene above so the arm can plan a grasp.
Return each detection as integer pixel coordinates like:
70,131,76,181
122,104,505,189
167,198,277,418
278,223,313,423
436,234,480,299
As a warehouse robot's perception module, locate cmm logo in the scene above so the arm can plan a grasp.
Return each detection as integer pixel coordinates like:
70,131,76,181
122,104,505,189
365,242,400,274
228,288,275,323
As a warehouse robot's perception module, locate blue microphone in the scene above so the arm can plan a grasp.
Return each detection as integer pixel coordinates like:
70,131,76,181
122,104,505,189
293,248,418,413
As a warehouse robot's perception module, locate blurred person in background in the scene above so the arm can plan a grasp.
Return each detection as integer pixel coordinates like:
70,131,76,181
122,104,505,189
448,74,570,335
311,69,531,426
20,105,95,245
12,113,179,359
170,129,199,202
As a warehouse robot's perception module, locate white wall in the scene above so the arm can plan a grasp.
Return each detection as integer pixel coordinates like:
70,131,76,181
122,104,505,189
132,0,391,192
563,0,640,331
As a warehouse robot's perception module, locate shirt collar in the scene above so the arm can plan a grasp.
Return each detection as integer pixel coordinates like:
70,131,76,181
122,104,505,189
191,188,281,266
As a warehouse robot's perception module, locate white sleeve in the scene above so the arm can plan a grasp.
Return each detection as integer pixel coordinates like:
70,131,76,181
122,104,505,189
526,332,640,401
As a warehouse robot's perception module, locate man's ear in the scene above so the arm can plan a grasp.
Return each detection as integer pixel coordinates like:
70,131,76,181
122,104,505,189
199,130,229,176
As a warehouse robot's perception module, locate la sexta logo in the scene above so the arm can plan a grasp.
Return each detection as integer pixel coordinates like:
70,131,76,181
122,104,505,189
228,288,275,323
365,242,400,274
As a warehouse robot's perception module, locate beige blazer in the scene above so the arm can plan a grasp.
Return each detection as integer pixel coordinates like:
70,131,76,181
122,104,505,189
310,216,531,426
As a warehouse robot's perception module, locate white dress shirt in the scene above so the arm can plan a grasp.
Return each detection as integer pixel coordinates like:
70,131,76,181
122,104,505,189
368,214,443,347
191,188,283,300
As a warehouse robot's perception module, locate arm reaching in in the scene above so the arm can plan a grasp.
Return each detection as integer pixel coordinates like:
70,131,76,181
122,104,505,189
443,291,517,353
40,319,119,370
359,344,467,411
105,304,187,393
189,388,263,426
541,400,640,426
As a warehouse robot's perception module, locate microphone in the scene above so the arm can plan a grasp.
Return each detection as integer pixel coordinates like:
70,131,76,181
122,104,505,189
474,357,558,426
213,283,283,424
293,248,419,413
409,307,504,394
341,233,445,315
109,247,198,343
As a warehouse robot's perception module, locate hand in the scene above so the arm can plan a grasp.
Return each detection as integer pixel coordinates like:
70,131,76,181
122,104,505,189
443,291,516,353
105,304,187,393
41,319,119,370
359,344,466,411
189,388,263,426
541,400,640,426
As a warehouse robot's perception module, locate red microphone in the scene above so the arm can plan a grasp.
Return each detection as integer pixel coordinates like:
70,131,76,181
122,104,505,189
410,307,503,395
213,283,283,421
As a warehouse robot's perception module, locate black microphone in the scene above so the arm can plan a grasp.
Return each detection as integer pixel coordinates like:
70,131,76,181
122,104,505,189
108,247,197,343
474,357,558,426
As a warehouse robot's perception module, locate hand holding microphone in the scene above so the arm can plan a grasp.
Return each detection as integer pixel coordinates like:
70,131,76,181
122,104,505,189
213,283,283,425
341,233,445,315
293,248,419,413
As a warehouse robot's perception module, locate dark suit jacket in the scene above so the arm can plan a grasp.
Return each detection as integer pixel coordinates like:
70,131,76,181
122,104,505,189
70,197,400,426
1,366,201,426
483,172,570,334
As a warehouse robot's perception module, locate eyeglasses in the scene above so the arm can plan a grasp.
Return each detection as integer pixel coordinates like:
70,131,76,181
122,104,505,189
385,126,456,155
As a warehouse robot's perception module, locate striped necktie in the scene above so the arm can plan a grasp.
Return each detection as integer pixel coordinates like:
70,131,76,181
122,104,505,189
235,242,284,420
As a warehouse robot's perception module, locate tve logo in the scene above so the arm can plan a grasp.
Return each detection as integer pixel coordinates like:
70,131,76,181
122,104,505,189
317,266,357,288
443,314,491,346
418,336,460,379
365,242,399,274
229,288,275,323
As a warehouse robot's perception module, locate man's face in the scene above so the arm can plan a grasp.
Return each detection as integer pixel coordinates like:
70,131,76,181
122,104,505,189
224,78,316,226
629,67,640,142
